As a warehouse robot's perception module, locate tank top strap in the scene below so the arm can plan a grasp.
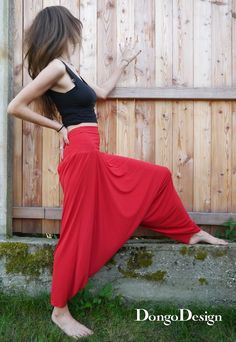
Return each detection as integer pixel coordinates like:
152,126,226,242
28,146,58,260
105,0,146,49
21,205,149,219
56,58,88,85
57,59,76,81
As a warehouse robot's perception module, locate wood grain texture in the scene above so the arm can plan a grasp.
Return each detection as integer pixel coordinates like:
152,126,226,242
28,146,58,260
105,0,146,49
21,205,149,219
232,0,236,86
172,101,194,211
21,0,43,234
134,0,155,163
12,0,23,232
155,101,173,169
193,101,212,212
41,0,61,235
193,1,212,213
172,0,194,210
10,0,236,237
212,0,232,87
97,0,117,154
116,0,136,157
155,0,173,169
211,101,232,212
232,100,236,212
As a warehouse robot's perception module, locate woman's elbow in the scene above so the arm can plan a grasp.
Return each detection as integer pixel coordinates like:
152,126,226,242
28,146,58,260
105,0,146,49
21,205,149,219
100,90,108,100
97,94,107,100
7,100,21,116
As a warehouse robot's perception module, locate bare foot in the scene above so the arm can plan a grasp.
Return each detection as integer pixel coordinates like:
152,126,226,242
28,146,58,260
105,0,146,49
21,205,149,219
51,304,94,339
189,229,229,245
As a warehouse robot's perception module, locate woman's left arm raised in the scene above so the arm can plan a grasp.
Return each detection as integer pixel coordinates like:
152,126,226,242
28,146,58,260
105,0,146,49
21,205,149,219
83,61,126,100
82,38,142,100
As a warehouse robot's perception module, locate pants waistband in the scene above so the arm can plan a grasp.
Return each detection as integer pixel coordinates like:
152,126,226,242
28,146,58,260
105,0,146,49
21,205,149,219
67,125,99,138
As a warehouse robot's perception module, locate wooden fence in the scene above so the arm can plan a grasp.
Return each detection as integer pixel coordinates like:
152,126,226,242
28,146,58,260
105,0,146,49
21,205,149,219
10,0,236,237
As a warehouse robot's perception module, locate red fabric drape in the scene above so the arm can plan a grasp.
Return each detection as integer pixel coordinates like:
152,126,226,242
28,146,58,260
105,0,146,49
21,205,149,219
50,126,201,307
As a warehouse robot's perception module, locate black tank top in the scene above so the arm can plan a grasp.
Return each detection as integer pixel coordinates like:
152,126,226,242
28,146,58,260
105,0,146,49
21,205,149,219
46,59,98,127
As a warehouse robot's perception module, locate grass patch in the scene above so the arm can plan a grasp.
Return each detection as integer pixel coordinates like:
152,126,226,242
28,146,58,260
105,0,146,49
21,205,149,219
0,282,235,342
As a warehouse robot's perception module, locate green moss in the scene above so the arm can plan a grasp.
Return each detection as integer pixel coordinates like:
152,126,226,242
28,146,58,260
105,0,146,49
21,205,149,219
119,268,137,278
119,268,167,282
179,246,208,261
179,246,195,257
179,246,188,255
118,247,156,281
198,277,208,285
126,247,153,270
211,248,228,257
194,248,208,261
143,270,166,282
0,242,54,279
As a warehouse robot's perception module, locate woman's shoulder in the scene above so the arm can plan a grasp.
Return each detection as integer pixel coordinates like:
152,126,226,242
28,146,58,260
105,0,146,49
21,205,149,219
43,59,67,95
46,58,66,74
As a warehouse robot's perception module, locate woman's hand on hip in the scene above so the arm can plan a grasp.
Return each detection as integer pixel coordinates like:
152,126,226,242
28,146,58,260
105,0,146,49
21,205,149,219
59,126,70,161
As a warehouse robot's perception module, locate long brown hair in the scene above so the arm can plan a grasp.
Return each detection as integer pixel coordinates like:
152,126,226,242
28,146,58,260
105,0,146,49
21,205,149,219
23,5,83,121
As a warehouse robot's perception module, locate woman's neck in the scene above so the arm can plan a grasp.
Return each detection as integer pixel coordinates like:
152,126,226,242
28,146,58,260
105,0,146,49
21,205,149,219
59,56,73,65
59,55,78,70
58,56,81,79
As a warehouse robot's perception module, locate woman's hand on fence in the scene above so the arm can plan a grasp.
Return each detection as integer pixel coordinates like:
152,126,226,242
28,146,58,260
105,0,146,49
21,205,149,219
118,37,142,68
59,127,69,161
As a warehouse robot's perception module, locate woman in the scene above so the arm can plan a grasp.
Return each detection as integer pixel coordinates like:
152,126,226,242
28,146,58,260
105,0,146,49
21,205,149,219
7,5,228,340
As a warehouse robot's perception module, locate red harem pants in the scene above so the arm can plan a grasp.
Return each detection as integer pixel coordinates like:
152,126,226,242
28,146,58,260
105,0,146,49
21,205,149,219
50,126,201,307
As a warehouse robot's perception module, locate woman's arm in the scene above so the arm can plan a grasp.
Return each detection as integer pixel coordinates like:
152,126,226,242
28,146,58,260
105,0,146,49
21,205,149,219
82,61,127,100
83,42,142,100
7,59,66,131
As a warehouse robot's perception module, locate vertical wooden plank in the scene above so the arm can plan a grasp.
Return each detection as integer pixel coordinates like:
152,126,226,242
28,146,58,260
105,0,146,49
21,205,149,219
211,102,232,212
60,0,79,17
232,0,236,86
41,0,61,235
58,1,80,216
155,0,173,169
97,100,117,154
22,0,43,233
155,101,173,169
232,101,236,212
155,0,173,87
79,0,97,83
172,101,194,210
193,101,212,212
42,127,60,233
134,0,155,162
44,0,59,5
211,0,232,213
194,0,211,87
211,0,232,87
232,0,236,211
134,101,155,162
1,0,11,236
79,0,100,153
193,0,212,212
12,0,23,233
116,101,136,157
172,0,194,209
97,0,117,154
173,0,193,87
116,0,136,157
